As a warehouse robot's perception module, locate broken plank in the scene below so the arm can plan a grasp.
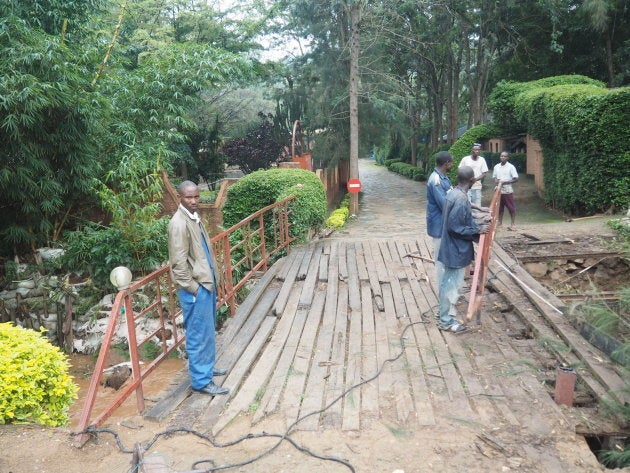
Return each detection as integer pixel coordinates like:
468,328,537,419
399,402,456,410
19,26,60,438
272,246,309,316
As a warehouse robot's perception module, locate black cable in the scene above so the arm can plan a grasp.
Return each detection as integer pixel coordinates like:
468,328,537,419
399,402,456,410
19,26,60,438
73,306,438,472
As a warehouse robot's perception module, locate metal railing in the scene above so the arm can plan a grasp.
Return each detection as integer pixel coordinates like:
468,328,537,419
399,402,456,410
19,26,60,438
74,196,295,445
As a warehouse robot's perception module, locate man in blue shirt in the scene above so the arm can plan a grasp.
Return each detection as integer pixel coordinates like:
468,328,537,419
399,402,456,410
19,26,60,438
437,166,490,333
426,151,454,288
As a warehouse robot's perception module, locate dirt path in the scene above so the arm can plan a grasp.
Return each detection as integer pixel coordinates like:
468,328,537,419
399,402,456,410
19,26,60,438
0,159,623,473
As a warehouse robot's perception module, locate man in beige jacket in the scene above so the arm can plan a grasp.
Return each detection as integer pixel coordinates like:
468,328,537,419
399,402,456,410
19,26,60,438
168,181,228,396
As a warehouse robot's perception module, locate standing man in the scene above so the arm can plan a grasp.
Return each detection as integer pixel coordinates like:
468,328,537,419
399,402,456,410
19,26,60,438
168,181,229,396
458,143,488,207
493,151,519,230
426,151,454,287
437,166,490,333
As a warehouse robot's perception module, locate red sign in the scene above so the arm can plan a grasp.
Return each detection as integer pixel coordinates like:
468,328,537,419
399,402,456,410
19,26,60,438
347,178,362,194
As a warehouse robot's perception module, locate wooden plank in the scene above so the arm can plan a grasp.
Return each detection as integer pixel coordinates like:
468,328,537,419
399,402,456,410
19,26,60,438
296,291,328,430
254,285,307,422
144,370,191,422
355,241,369,281
296,245,315,280
338,243,348,282
320,284,348,429
380,241,407,318
373,284,394,403
272,246,308,316
200,316,277,434
381,283,414,424
298,253,340,430
216,287,279,369
217,262,281,352
211,286,304,433
388,240,409,281
369,240,389,283
318,241,329,282
343,285,362,431
299,246,322,308
346,243,362,314
362,241,384,311
360,281,379,416
488,264,614,405
399,284,436,426
492,245,629,405
282,303,316,429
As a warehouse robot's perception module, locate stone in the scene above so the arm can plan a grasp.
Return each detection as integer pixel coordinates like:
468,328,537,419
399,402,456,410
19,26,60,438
524,262,548,278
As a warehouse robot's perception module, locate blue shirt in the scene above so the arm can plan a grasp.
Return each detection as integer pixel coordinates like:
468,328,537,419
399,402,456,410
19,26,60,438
426,168,452,238
437,187,481,269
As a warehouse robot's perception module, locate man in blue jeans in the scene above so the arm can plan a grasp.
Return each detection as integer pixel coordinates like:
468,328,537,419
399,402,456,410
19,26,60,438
437,167,490,333
168,181,229,396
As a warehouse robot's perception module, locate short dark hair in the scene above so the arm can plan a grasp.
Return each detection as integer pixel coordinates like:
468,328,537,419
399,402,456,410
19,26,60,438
435,151,454,166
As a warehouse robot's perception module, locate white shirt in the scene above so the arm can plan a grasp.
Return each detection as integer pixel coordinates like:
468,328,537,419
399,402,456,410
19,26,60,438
459,155,488,190
179,204,201,224
493,162,518,194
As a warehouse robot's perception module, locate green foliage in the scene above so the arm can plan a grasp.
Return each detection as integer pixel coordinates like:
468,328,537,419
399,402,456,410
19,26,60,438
508,80,629,214
488,75,605,135
387,162,426,181
60,150,169,288
0,323,78,426
326,194,351,229
0,14,105,253
222,168,326,241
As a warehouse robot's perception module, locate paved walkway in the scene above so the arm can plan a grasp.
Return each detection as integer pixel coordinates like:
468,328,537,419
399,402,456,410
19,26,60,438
330,159,426,239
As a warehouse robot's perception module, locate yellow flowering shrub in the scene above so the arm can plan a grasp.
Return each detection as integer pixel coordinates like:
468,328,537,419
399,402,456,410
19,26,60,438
0,323,78,426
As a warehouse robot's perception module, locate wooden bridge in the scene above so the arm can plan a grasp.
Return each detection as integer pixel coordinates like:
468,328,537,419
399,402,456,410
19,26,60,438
142,231,627,471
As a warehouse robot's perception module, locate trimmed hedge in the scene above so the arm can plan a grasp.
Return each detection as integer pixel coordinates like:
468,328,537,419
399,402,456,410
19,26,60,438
0,323,78,426
326,194,351,229
222,168,327,241
488,75,605,136
513,82,629,214
386,161,427,181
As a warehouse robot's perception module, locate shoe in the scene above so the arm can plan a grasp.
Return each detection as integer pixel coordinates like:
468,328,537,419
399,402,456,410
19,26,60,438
213,368,227,376
439,322,468,333
193,382,229,396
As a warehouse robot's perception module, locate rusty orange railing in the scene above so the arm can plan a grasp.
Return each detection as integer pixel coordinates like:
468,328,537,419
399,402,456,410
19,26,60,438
75,196,295,444
466,184,502,323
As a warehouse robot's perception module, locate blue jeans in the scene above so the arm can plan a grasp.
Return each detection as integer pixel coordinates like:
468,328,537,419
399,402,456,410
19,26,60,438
438,266,465,328
178,286,217,390
468,188,482,207
432,237,444,288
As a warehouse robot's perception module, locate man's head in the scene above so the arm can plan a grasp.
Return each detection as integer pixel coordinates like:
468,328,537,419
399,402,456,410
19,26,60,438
435,151,454,171
457,166,475,186
178,180,200,214
499,151,509,164
471,143,482,160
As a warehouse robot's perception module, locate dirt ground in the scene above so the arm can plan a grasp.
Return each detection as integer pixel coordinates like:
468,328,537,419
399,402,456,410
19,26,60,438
1,161,626,473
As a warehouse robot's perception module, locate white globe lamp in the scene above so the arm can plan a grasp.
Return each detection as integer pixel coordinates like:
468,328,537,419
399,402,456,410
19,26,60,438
109,266,133,290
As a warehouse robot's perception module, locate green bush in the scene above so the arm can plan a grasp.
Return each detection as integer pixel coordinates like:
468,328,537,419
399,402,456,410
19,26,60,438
387,161,426,181
0,323,78,426
513,83,629,214
222,168,327,241
326,194,351,229
488,75,605,135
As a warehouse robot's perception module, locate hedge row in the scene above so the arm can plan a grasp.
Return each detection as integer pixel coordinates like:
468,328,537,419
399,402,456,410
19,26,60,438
222,168,327,241
386,161,427,181
513,82,629,214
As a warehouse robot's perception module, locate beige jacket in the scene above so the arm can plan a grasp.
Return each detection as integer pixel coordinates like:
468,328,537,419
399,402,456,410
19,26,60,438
168,208,221,294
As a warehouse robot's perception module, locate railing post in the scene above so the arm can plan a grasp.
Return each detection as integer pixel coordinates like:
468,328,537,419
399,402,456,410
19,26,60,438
221,233,236,316
124,294,145,413
259,212,268,272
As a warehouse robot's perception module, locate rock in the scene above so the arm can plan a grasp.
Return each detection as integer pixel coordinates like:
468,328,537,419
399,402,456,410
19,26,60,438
524,262,548,278
36,247,65,261
17,280,36,290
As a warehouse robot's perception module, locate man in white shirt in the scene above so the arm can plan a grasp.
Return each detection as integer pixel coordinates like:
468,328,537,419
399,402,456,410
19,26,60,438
493,151,519,230
458,143,488,207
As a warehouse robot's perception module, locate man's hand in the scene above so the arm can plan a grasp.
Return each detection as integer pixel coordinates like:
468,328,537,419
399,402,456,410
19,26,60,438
479,224,490,234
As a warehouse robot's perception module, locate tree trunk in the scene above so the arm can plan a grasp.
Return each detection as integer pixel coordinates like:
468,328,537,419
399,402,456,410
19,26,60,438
349,3,360,215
